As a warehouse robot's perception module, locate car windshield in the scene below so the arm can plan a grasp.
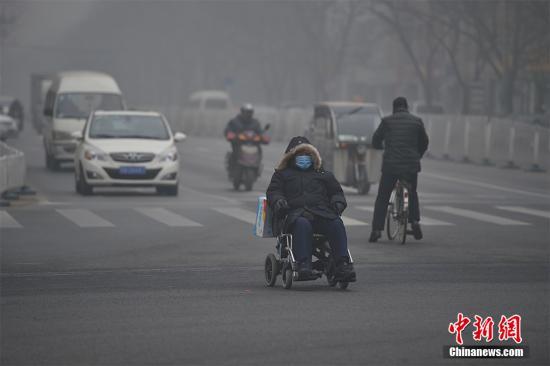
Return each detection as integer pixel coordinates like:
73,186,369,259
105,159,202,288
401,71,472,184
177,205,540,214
55,93,123,119
334,106,381,137
89,115,170,140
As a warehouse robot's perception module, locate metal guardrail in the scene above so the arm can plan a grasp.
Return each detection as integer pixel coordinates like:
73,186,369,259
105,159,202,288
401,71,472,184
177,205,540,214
0,141,26,195
423,115,549,171
150,105,548,172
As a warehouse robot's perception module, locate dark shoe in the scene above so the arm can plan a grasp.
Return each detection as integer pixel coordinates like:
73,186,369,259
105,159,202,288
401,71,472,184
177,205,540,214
369,230,381,243
411,221,423,240
334,259,357,282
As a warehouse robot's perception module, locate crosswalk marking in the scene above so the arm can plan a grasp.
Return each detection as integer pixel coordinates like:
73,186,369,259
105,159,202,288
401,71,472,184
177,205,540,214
212,207,257,224
341,216,368,226
496,206,550,219
3,205,544,230
56,209,114,228
425,206,530,226
0,211,22,229
135,208,202,227
355,206,454,226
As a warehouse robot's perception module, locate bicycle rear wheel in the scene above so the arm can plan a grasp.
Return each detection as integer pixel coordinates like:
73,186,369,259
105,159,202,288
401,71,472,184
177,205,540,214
399,185,410,244
386,189,400,240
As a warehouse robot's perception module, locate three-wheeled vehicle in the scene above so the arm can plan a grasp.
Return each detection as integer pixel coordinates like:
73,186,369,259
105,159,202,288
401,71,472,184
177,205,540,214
306,102,383,195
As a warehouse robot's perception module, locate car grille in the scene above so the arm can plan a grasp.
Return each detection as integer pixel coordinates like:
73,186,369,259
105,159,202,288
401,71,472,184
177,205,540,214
110,152,155,163
103,168,161,180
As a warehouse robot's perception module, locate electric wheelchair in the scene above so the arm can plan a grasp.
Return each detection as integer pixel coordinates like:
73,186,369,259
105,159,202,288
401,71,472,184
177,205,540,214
264,228,355,290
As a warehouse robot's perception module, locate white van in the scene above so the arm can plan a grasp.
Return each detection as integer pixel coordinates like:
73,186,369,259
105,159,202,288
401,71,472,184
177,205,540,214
43,71,125,170
184,90,234,135
188,90,232,110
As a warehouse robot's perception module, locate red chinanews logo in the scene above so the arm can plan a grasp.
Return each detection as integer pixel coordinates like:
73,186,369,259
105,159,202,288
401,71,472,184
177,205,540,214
449,313,523,345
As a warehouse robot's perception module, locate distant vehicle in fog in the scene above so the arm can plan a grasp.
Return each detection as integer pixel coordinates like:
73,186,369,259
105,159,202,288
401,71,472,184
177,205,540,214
0,114,18,141
411,101,445,115
184,90,234,135
0,96,24,132
306,101,383,195
73,110,186,196
30,73,53,133
42,71,125,170
188,90,233,111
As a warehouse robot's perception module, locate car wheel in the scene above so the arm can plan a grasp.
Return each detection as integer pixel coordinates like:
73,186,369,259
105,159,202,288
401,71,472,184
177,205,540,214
76,164,93,196
45,150,59,171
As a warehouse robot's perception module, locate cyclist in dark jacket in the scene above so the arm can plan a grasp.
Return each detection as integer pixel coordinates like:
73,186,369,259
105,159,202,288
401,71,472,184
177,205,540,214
369,97,429,242
267,136,355,281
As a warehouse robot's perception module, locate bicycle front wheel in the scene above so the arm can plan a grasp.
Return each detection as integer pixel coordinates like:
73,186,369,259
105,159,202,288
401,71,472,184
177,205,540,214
399,209,408,244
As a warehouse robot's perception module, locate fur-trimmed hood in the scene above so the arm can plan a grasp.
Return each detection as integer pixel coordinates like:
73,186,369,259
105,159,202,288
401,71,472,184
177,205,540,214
276,142,322,171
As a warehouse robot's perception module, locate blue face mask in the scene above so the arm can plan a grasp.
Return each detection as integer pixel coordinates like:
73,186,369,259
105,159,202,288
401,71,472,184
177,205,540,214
295,155,312,170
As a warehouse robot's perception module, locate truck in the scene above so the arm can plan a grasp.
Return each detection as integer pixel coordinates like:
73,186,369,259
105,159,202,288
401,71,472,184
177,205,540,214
30,73,53,133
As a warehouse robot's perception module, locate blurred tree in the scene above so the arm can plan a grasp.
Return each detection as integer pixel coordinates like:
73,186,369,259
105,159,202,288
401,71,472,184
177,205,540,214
0,2,21,93
426,0,550,115
367,0,446,108
293,1,367,100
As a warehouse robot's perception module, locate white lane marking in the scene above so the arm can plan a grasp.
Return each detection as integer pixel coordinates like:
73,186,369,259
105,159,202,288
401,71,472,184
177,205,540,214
135,208,202,227
0,211,22,229
496,206,550,219
423,172,549,199
340,215,368,226
56,209,114,228
356,206,454,226
425,206,530,226
179,184,238,204
213,207,257,224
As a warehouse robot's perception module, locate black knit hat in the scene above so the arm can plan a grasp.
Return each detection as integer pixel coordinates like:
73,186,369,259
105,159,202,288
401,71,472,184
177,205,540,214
284,136,311,154
393,96,408,112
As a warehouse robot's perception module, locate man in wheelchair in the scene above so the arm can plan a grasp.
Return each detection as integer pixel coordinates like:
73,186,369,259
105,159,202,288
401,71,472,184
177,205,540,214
266,136,356,282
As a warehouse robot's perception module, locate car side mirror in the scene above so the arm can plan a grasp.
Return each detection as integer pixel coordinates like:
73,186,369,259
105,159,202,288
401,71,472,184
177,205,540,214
173,132,187,142
264,123,271,131
71,131,83,141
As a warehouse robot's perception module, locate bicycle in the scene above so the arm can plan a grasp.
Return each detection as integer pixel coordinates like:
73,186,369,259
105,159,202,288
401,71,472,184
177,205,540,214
386,179,411,244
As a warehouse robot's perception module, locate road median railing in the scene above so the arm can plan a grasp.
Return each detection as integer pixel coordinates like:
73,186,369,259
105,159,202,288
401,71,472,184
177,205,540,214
0,141,31,206
146,105,548,173
422,114,549,172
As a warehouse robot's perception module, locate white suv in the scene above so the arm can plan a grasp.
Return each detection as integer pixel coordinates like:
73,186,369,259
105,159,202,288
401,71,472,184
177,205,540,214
73,111,186,196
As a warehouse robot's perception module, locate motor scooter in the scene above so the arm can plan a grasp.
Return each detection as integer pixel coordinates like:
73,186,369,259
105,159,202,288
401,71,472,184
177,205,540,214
225,124,270,191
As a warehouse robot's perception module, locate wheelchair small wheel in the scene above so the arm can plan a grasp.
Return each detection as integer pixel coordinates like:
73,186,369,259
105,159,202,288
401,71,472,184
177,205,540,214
338,281,349,290
264,254,279,287
282,267,293,289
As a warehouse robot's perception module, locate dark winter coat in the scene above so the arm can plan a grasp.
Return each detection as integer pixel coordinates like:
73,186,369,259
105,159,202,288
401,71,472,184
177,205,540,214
372,106,429,174
224,114,262,136
266,137,347,234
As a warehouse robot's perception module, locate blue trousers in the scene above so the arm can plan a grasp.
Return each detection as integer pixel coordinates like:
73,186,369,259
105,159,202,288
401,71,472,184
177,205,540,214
291,216,348,263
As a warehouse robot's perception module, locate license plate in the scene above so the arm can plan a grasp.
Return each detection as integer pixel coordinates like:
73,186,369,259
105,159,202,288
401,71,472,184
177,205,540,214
119,166,146,175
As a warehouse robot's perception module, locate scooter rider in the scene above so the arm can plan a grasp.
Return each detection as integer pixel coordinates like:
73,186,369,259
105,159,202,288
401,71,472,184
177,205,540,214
224,103,263,170
267,136,356,281
368,97,429,242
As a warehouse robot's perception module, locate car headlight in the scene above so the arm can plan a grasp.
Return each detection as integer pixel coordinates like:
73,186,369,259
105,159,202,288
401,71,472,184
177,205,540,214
159,149,178,162
84,148,107,161
52,130,73,140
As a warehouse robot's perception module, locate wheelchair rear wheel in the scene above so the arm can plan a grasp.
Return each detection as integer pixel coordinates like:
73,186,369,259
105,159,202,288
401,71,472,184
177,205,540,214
264,254,279,287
